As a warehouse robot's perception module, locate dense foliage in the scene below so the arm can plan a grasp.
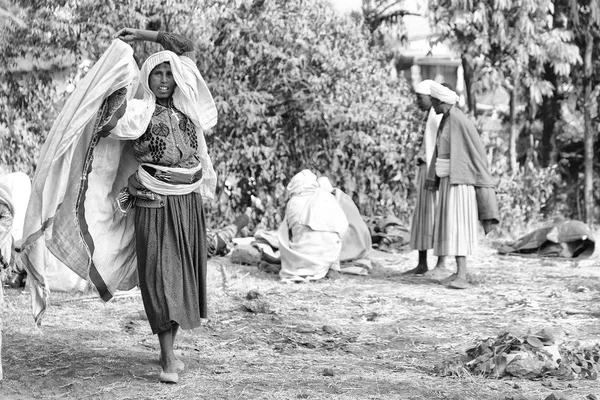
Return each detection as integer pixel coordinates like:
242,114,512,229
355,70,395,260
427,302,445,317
430,0,600,227
0,0,421,230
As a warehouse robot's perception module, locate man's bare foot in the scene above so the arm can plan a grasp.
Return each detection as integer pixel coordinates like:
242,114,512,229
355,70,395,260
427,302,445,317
448,277,470,289
402,265,428,275
438,274,457,285
424,267,453,280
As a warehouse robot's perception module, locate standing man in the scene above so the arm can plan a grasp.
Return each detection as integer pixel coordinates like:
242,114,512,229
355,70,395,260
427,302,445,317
426,82,499,289
403,80,446,277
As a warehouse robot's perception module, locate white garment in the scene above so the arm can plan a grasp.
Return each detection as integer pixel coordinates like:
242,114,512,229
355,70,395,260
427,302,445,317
430,81,459,105
436,158,450,178
278,170,348,282
137,163,203,195
109,47,217,200
0,172,31,243
424,108,443,168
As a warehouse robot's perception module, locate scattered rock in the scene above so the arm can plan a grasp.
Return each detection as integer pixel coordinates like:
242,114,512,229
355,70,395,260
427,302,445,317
231,245,261,265
295,325,317,334
242,299,272,313
258,260,281,274
542,381,564,390
246,289,261,300
322,368,334,376
543,394,569,400
322,325,339,335
505,352,546,378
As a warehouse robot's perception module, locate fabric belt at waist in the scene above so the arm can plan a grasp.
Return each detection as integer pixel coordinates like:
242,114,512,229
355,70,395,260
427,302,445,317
141,165,203,184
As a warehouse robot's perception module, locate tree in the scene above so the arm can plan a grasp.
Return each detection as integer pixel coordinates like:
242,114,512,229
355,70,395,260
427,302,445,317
360,0,420,43
195,0,421,227
0,0,422,230
0,0,198,174
430,0,581,175
560,0,600,225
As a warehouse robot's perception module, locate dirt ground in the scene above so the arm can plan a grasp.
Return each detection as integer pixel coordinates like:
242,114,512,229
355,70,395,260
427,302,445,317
1,234,600,400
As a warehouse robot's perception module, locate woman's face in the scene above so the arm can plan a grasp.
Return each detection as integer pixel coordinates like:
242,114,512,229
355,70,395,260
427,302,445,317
148,62,176,101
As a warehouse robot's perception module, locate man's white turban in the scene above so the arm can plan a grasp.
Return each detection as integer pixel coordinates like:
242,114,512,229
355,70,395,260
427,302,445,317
430,81,459,105
415,79,435,95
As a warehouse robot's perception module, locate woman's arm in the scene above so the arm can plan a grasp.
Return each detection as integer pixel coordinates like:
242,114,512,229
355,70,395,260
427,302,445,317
114,28,159,43
115,28,194,56
98,100,127,138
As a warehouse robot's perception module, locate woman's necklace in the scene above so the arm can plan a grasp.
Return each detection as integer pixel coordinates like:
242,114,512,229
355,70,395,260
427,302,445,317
170,107,180,123
159,100,179,123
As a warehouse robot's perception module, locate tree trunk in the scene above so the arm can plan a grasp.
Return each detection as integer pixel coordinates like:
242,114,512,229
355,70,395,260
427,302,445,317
0,283,3,381
461,54,476,114
508,75,518,175
539,65,559,167
583,31,595,227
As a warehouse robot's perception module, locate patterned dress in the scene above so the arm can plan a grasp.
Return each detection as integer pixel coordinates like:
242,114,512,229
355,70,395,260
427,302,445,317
132,33,208,334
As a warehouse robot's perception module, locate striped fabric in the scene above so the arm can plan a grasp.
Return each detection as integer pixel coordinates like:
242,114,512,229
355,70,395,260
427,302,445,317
409,164,436,251
433,178,478,256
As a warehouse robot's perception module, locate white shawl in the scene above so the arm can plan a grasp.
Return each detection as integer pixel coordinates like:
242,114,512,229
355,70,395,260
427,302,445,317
20,39,218,324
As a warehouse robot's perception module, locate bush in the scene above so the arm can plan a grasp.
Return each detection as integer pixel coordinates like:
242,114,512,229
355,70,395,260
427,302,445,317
197,0,421,230
492,160,563,239
0,0,423,232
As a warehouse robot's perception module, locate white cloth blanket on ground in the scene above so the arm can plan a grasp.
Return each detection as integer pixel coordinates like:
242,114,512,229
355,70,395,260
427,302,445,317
278,170,348,282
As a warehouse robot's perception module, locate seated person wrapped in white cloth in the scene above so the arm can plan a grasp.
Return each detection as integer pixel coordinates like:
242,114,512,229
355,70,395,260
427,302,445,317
278,170,349,282
0,181,14,272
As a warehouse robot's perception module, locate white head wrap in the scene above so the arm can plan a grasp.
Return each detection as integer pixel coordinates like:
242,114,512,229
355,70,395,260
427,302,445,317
287,169,318,196
138,50,218,130
111,49,219,198
415,79,435,95
317,176,334,192
429,81,459,105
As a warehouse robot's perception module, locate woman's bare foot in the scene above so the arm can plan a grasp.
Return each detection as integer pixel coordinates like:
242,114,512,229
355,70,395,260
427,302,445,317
159,354,185,372
159,369,179,384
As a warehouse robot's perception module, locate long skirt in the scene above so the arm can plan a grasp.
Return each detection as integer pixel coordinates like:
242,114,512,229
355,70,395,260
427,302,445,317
433,177,478,256
135,192,207,334
409,163,436,251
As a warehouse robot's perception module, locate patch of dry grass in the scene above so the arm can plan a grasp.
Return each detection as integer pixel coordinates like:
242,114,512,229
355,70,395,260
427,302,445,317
2,236,600,399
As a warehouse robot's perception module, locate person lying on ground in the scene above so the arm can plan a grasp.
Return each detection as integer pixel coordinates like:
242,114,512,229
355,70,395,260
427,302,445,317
207,209,251,258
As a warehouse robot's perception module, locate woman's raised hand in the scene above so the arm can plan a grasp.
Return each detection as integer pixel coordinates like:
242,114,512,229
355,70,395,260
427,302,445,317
114,28,140,42
114,28,159,44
